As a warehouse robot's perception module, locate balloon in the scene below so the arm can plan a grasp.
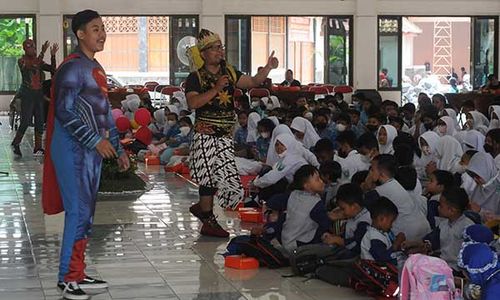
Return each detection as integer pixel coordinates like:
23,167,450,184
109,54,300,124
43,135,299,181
134,126,153,145
112,108,123,120
134,108,151,127
130,119,139,130
115,116,130,132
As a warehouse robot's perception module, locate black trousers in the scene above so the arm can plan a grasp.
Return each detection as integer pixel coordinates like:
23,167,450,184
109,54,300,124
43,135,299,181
17,89,45,136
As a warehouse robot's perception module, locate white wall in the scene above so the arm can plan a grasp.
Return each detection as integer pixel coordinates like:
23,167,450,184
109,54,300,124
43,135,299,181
0,0,499,109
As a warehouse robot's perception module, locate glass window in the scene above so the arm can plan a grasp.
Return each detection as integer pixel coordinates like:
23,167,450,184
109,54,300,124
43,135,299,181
63,15,198,86
226,15,352,85
472,17,498,89
226,16,250,74
0,16,35,93
327,17,351,85
378,17,401,89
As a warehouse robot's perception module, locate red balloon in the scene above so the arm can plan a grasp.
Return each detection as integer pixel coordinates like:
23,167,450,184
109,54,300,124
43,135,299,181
115,116,130,132
134,108,151,127
134,126,153,145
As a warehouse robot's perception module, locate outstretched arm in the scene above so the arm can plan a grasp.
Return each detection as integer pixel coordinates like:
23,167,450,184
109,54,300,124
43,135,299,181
236,51,279,89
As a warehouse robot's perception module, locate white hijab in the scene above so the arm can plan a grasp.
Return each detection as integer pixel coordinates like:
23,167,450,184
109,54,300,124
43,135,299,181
467,152,500,214
436,135,463,173
166,105,179,116
469,111,489,135
126,94,141,112
438,116,457,137
377,125,398,155
172,91,188,111
266,124,319,168
418,131,441,167
443,108,459,129
153,109,166,125
246,112,262,143
463,130,485,152
290,117,320,149
268,116,280,126
269,96,280,109
489,105,500,130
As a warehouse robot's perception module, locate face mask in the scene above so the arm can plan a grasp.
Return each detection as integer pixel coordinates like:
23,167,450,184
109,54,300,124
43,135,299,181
484,143,494,154
336,124,347,132
352,101,359,107
179,126,190,136
266,103,274,110
167,120,176,127
251,101,260,108
421,145,431,156
456,164,467,174
260,132,270,139
174,102,180,108
304,112,313,121
490,119,500,128
438,125,447,135
316,122,327,130
278,150,287,158
366,124,378,132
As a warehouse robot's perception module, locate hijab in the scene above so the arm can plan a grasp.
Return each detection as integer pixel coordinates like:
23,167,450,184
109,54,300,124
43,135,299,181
458,243,500,287
268,116,280,126
126,94,141,112
246,112,262,143
435,135,463,173
153,109,166,125
467,152,500,213
464,130,486,152
438,116,457,136
469,111,489,135
166,105,179,116
418,131,441,167
290,117,320,149
489,105,500,130
443,108,459,129
266,124,319,168
172,91,188,111
376,125,398,155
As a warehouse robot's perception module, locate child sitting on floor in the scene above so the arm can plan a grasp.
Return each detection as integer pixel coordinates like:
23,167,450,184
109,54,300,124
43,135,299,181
360,196,405,264
159,116,194,165
403,187,474,272
322,183,371,258
425,169,456,228
318,160,342,209
281,165,330,253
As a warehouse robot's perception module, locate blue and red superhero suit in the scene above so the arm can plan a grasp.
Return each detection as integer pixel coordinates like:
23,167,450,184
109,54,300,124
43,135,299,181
42,48,123,283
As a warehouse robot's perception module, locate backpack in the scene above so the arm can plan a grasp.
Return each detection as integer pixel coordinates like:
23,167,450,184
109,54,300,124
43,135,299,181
226,235,289,269
349,259,400,299
289,244,356,276
400,254,459,300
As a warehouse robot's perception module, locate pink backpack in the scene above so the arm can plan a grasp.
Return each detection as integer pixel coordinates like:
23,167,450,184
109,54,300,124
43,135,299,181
400,254,460,300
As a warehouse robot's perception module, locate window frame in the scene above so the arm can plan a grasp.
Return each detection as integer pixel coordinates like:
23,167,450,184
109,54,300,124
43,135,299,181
377,15,403,91
0,14,37,94
225,14,354,85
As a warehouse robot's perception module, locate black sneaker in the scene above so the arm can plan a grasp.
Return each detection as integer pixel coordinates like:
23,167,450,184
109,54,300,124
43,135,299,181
57,281,89,300
78,275,108,289
12,144,22,157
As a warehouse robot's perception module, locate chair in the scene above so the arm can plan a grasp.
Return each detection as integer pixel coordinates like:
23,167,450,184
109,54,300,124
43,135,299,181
249,88,270,98
308,86,330,95
323,84,335,93
334,85,353,93
144,81,159,92
125,84,144,89
161,86,182,96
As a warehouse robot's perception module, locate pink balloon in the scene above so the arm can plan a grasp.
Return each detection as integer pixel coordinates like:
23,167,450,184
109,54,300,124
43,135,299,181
112,108,124,120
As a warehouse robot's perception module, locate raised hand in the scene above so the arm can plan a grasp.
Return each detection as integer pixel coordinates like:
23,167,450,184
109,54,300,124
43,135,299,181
41,41,50,54
50,43,59,56
266,50,279,69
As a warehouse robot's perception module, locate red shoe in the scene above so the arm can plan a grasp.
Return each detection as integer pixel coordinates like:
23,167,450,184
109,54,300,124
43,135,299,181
189,203,204,221
200,215,229,238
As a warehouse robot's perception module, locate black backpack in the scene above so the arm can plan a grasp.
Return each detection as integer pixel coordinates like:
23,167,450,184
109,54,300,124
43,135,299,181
289,244,356,276
226,235,289,269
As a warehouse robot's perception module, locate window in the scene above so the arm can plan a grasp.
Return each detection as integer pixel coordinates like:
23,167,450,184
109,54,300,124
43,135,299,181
378,16,401,90
226,15,353,85
0,15,35,93
63,15,198,86
472,17,499,89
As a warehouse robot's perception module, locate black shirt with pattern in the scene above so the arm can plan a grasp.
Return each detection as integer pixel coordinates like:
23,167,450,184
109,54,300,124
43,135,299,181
185,65,242,137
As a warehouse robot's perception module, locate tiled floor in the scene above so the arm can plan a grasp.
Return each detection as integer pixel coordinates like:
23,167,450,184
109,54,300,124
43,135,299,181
0,116,369,300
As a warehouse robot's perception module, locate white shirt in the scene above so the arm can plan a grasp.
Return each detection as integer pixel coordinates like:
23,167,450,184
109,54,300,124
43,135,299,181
335,150,370,184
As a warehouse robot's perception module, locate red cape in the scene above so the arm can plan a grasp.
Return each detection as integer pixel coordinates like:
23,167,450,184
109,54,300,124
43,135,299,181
42,54,80,215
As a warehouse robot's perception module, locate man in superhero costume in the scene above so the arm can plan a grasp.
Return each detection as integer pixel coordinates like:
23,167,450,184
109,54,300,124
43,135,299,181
42,10,130,300
11,39,58,157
